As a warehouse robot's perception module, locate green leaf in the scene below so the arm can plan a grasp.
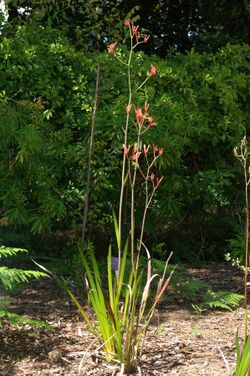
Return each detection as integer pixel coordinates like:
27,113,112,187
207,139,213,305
113,210,120,250
107,244,114,310
236,334,250,375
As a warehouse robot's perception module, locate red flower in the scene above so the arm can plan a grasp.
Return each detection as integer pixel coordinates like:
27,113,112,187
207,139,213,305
133,143,138,154
147,117,154,127
143,144,150,155
108,42,117,55
156,177,163,187
158,148,164,157
123,144,131,156
132,151,141,162
135,107,144,123
153,144,159,155
149,64,157,77
144,35,150,43
124,19,130,26
132,25,139,33
151,173,155,184
135,32,141,41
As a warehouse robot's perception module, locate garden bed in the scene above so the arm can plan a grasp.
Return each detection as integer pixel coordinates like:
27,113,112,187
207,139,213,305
0,262,248,375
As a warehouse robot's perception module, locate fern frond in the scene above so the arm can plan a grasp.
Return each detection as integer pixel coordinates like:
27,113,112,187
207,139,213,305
0,266,48,290
0,246,50,328
0,246,28,258
0,308,51,328
204,290,244,311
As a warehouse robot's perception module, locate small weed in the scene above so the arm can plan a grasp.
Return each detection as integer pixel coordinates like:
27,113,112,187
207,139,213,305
190,325,201,336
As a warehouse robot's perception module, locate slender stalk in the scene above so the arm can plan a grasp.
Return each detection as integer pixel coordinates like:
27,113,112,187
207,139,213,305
139,157,158,249
81,62,100,246
234,136,250,343
243,155,249,342
130,131,142,273
132,76,150,95
118,31,133,274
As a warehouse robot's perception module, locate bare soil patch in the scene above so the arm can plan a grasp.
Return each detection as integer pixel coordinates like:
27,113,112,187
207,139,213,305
0,262,249,375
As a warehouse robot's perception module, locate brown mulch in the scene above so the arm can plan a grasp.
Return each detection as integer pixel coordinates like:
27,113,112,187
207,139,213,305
0,262,249,376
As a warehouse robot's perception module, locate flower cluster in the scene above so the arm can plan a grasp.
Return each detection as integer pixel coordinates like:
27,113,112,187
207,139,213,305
124,19,150,45
123,142,164,187
107,19,157,77
134,102,156,129
107,42,117,55
151,174,163,188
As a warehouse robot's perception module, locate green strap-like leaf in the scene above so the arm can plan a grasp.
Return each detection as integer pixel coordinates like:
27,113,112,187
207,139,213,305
236,335,250,375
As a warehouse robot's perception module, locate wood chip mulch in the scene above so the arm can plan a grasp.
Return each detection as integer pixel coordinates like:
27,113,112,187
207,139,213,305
0,262,249,376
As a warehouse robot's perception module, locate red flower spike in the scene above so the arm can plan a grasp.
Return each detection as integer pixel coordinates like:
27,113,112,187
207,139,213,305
149,64,157,77
135,32,141,41
126,104,131,114
147,117,154,127
144,102,149,112
158,148,164,157
151,173,155,184
132,25,139,33
108,42,117,55
123,144,131,156
143,144,150,155
124,19,130,26
156,177,163,187
135,107,144,123
144,35,150,43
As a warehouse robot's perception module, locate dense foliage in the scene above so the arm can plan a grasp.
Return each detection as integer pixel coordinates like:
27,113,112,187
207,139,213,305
0,24,96,235
0,4,249,261
3,0,250,55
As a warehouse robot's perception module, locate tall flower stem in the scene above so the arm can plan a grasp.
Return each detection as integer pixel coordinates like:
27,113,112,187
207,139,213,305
110,21,158,279
243,150,249,342
136,158,158,270
130,132,142,273
234,136,250,343
118,28,133,275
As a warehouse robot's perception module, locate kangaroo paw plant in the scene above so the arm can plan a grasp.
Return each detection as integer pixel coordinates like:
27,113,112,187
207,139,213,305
66,18,173,374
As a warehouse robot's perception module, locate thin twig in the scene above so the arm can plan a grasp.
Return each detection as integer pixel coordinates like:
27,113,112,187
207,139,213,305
78,337,98,375
81,62,101,246
218,346,230,376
